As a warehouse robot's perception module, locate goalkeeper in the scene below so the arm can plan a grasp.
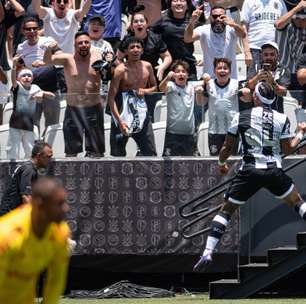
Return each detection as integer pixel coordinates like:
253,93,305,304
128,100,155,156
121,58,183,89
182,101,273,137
0,177,70,304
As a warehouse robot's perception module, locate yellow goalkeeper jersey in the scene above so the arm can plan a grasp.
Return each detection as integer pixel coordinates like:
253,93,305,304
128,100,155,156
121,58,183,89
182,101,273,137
0,203,70,304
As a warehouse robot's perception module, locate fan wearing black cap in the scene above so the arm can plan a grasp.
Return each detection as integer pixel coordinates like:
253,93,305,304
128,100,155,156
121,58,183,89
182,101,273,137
193,81,306,272
88,15,114,99
88,15,114,56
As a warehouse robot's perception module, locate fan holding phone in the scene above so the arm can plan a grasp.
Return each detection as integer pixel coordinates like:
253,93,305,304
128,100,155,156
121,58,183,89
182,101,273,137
246,42,291,113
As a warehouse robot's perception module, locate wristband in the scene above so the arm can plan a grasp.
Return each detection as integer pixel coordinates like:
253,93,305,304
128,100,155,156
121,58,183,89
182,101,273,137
296,131,304,141
218,159,227,166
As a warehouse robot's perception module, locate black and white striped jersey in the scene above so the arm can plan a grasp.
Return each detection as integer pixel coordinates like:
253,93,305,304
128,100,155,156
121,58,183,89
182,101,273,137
228,106,292,169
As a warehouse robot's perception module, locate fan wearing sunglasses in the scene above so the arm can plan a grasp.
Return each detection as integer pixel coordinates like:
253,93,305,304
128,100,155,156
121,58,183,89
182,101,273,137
32,0,92,54
184,5,246,79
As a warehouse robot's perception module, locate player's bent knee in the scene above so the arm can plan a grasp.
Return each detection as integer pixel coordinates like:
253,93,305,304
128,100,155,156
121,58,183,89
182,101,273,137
282,186,302,208
221,200,240,215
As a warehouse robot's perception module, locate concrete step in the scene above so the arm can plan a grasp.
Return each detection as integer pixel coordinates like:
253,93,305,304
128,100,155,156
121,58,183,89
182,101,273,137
239,263,268,282
209,279,240,299
297,232,306,249
267,247,297,266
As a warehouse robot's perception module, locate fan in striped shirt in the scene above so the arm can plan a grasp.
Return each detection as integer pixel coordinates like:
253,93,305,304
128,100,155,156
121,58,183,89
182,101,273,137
275,2,306,81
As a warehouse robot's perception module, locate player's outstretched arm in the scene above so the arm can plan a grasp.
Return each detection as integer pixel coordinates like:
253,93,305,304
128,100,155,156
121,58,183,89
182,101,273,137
218,134,238,175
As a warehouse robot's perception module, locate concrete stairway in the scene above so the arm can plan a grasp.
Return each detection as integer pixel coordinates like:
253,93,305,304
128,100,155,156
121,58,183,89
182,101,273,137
210,232,306,299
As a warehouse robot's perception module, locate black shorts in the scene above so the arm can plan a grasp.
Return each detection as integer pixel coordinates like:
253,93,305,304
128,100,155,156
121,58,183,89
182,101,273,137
224,165,294,205
63,104,105,155
163,132,195,156
110,115,156,157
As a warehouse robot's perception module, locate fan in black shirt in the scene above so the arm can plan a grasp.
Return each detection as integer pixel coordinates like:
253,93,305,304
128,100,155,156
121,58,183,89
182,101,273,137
0,141,53,216
151,0,198,80
117,10,172,82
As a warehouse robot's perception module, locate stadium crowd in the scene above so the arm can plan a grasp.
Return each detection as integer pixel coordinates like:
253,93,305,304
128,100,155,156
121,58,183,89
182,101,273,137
0,0,305,159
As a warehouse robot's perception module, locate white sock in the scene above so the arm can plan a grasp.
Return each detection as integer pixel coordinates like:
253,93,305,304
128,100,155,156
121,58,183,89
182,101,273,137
202,236,219,255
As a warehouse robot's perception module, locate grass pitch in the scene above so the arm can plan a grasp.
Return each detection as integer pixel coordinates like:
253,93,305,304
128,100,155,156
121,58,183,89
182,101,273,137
60,294,306,304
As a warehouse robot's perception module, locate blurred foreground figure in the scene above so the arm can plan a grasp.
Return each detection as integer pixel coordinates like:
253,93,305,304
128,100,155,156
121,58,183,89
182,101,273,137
0,177,70,304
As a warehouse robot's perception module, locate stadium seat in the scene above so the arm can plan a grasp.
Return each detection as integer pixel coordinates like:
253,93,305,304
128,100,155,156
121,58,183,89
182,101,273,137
59,99,66,123
236,53,247,81
0,124,11,159
153,96,167,122
197,121,210,157
104,108,112,124
44,123,66,158
152,120,166,157
283,97,299,134
104,122,111,157
2,102,13,125
296,108,306,124
126,138,138,157
0,83,10,105
44,121,138,158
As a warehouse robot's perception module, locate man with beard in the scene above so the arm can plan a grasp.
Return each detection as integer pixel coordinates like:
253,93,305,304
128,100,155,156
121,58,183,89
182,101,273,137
241,0,287,78
246,42,290,113
184,5,245,79
44,31,105,157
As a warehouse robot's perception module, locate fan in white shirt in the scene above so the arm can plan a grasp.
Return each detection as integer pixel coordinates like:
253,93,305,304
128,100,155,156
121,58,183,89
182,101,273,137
184,5,246,79
241,0,287,78
31,0,92,54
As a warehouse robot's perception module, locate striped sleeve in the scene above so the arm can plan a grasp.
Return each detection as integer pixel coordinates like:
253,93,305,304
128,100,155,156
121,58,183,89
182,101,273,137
280,116,292,139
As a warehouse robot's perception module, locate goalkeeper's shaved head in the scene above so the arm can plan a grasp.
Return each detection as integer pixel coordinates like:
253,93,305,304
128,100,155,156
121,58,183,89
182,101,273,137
32,177,68,223
32,177,63,202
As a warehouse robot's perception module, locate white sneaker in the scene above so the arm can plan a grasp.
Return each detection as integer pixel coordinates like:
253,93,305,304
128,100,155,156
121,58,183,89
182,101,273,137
193,251,213,271
68,238,77,252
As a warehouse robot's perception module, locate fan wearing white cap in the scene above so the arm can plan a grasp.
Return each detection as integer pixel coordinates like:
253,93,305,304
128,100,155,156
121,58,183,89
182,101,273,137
6,56,55,160
241,0,287,78
193,80,306,272
246,41,290,113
